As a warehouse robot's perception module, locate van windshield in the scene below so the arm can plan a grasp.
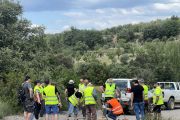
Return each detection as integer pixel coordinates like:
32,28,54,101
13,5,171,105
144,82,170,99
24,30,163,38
114,80,127,89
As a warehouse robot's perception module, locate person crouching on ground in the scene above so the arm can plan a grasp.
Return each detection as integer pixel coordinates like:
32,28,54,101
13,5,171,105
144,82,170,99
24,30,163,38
66,92,84,120
103,97,123,120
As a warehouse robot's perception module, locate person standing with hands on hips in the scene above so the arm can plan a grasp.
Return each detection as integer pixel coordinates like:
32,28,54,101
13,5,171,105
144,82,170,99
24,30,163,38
149,81,163,119
131,78,145,120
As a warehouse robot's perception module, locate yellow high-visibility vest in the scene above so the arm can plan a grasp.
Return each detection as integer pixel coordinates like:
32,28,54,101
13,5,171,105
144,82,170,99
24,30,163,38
105,83,115,97
142,85,148,100
153,86,164,105
69,93,79,106
44,85,58,105
84,87,96,105
34,86,42,95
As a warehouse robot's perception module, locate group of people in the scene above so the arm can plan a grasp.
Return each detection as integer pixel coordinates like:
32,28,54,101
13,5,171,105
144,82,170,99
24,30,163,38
131,78,164,120
22,76,164,120
23,76,62,120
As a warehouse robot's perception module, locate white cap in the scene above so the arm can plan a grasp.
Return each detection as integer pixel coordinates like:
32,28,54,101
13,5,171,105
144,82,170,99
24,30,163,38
68,80,74,84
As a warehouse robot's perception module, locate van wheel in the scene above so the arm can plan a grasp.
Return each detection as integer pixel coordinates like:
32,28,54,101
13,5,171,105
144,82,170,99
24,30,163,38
129,109,135,115
167,98,175,110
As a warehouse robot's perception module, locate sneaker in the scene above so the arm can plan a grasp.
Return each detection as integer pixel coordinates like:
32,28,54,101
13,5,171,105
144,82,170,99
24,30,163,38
83,115,86,119
69,115,71,117
65,119,69,120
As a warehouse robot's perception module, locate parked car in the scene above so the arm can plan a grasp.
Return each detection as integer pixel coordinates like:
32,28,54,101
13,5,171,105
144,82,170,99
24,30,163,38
149,82,180,110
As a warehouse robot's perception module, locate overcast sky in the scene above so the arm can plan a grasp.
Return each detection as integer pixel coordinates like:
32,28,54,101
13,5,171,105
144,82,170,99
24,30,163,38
19,0,180,34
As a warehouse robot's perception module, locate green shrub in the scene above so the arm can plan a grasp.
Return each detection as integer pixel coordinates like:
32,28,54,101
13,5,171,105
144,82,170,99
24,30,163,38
120,54,129,65
103,45,109,50
168,36,175,41
0,101,15,119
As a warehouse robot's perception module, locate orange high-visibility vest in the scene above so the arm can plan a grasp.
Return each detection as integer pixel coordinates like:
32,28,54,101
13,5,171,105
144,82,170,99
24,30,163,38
108,98,123,115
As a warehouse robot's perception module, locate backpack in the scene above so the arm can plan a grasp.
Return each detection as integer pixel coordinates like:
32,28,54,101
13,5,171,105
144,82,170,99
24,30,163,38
17,83,26,102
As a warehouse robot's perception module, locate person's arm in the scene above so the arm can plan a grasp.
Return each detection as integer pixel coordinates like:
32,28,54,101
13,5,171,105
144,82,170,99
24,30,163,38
104,103,112,111
115,89,119,97
79,86,81,92
131,92,134,107
100,86,105,93
64,89,68,101
154,89,160,106
29,88,33,98
93,88,97,100
74,88,77,93
36,90,40,103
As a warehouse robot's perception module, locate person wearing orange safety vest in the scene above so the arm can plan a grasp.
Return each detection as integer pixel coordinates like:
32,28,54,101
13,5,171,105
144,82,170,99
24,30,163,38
103,98,123,120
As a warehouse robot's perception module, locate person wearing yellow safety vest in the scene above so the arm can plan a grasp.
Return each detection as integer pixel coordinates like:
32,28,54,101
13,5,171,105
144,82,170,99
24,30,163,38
39,80,46,119
84,82,97,120
100,78,119,115
79,79,84,89
139,79,149,114
43,79,61,120
79,79,89,118
65,92,84,120
149,81,164,119
34,79,42,120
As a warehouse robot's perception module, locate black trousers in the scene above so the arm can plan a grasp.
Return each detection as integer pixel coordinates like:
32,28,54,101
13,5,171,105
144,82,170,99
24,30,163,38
40,100,45,117
35,103,41,119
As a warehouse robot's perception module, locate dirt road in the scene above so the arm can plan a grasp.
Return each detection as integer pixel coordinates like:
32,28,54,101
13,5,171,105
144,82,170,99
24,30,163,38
3,107,180,120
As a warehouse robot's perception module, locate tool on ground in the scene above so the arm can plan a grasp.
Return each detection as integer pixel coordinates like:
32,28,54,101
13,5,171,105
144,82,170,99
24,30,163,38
122,111,128,120
97,101,108,120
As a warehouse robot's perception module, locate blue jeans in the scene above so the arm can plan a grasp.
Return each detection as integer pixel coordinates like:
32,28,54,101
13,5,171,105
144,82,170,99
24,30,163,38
67,102,79,115
108,111,120,120
133,102,145,120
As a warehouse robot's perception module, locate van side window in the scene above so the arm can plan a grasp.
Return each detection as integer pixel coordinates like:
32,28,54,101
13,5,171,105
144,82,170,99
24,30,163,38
159,83,164,89
165,83,169,89
169,83,175,90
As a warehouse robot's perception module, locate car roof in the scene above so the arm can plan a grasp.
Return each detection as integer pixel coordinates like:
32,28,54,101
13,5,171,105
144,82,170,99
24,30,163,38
106,78,132,82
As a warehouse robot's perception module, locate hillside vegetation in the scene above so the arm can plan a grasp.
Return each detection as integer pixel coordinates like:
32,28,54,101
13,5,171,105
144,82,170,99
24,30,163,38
1,0,180,116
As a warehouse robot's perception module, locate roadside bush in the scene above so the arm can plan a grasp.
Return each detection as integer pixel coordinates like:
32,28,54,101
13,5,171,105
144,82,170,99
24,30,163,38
0,101,15,119
103,45,109,50
168,36,175,41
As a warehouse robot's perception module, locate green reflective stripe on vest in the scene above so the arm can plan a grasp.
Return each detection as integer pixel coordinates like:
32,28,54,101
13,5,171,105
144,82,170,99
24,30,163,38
44,85,58,105
84,87,96,105
142,85,148,100
69,94,79,106
153,86,164,105
105,83,115,97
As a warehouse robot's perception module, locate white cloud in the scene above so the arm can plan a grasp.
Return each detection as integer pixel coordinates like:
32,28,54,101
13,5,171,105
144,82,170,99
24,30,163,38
62,12,86,17
121,9,130,15
111,8,117,13
169,0,180,2
131,9,143,14
95,9,105,13
45,28,62,34
62,25,71,30
95,22,107,28
132,21,139,24
154,3,180,10
30,24,40,28
55,20,62,24
75,20,91,26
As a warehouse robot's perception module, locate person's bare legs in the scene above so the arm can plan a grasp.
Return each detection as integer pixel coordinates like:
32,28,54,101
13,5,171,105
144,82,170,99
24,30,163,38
24,111,28,120
51,114,54,120
27,113,32,120
74,114,77,118
66,114,69,118
46,114,49,120
54,114,58,120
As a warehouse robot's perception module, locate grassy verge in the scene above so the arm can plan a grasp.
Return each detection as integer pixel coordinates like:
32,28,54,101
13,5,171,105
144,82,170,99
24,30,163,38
0,101,15,119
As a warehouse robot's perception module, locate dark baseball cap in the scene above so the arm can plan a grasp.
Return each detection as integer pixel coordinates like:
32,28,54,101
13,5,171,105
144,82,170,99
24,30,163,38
152,81,158,85
36,79,41,83
41,80,45,83
24,76,30,81
89,82,93,85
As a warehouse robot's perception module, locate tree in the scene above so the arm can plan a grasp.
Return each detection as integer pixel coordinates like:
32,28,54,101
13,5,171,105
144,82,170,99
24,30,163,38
161,36,167,43
117,29,135,42
97,47,103,57
129,44,136,56
74,41,89,53
91,53,97,60
107,51,115,63
120,54,129,65
116,47,122,59
75,51,81,62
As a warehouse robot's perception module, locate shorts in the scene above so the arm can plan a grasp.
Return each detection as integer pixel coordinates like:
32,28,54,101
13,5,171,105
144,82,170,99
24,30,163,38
153,105,161,113
46,105,58,115
50,105,59,114
67,102,78,115
24,99,34,113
